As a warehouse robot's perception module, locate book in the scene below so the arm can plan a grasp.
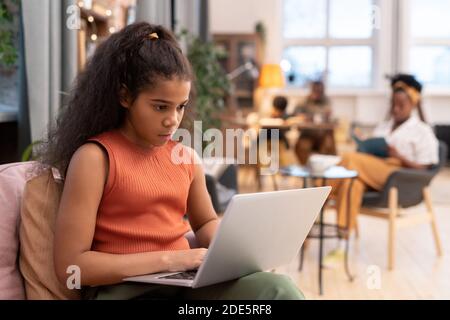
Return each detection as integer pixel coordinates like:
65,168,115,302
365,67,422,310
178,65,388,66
352,135,389,158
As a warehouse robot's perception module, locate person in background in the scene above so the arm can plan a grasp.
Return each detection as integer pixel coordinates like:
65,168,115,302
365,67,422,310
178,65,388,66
269,96,290,149
271,96,290,120
293,80,335,165
294,80,331,121
324,74,439,262
265,96,297,167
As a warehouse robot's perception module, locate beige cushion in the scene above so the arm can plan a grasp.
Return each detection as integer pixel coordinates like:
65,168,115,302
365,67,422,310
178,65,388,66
19,171,81,300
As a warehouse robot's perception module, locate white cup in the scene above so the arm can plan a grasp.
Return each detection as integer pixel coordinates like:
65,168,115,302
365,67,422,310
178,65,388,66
309,158,328,175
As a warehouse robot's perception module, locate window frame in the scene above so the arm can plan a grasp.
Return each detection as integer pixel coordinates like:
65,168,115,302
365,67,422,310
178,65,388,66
399,0,450,92
282,0,381,90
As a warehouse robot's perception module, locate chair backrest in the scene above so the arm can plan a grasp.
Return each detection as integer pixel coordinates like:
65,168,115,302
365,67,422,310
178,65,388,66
396,141,447,207
430,141,448,174
363,141,447,209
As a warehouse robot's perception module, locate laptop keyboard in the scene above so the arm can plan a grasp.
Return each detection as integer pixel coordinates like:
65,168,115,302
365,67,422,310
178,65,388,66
158,270,198,280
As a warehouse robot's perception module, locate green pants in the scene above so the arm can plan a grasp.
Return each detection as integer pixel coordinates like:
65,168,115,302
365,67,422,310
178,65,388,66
82,272,305,300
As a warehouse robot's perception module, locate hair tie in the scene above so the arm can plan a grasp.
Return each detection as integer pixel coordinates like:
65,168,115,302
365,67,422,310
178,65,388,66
394,81,421,106
149,32,159,40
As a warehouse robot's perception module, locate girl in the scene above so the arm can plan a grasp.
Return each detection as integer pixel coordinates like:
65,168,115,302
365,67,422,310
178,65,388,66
40,22,303,300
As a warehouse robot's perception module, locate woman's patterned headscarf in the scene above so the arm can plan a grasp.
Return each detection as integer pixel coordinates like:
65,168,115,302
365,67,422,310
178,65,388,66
390,74,422,106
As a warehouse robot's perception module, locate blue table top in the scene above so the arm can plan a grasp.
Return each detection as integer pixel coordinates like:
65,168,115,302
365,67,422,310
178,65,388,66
280,165,358,179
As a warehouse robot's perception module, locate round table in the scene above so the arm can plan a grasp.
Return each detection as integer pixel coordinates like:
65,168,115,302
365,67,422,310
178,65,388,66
280,165,358,295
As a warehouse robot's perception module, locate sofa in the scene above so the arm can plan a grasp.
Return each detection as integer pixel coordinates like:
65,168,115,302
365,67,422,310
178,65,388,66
0,161,199,300
0,162,33,299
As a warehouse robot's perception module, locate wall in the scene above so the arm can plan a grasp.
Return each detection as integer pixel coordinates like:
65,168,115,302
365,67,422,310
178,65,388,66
209,0,281,63
209,0,450,126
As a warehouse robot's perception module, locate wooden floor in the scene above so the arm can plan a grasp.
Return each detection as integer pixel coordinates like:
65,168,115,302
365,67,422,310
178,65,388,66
237,165,450,299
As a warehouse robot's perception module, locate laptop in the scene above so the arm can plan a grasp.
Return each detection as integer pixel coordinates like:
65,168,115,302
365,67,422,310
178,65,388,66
123,187,331,288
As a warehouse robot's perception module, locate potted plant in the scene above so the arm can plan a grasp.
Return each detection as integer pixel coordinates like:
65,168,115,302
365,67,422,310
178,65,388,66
0,0,19,71
0,0,19,112
178,30,231,134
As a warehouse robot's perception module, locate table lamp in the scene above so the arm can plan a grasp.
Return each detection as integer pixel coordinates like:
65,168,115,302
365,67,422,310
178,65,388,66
258,64,285,88
255,64,285,116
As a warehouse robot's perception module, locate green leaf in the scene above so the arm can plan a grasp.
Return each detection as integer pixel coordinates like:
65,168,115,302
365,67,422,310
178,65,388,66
0,1,18,68
178,31,231,135
21,141,42,162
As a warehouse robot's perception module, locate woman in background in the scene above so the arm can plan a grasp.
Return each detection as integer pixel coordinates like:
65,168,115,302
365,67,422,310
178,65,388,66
325,74,439,261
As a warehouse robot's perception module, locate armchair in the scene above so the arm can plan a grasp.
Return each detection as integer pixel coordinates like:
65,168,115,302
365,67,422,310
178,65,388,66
205,164,238,214
360,141,447,270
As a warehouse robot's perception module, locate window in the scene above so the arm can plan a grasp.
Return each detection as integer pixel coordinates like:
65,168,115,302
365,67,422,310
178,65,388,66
282,46,326,87
408,0,450,88
328,46,373,87
283,0,326,39
282,0,377,88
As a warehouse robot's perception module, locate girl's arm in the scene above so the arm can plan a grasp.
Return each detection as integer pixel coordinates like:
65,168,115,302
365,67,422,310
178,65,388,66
186,159,220,249
54,144,206,287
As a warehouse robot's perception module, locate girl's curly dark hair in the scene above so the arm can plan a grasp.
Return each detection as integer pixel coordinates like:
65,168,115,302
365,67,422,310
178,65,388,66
36,22,193,178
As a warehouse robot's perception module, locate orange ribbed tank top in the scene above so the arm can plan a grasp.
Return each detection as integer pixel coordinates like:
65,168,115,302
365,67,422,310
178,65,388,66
87,130,194,254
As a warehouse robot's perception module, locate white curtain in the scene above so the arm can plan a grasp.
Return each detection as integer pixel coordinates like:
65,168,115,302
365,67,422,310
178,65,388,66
136,0,172,29
136,0,208,39
175,0,200,36
136,0,209,57
21,0,77,143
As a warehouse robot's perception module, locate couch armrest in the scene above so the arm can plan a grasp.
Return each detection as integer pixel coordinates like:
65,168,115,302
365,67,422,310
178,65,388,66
184,231,199,249
205,174,221,213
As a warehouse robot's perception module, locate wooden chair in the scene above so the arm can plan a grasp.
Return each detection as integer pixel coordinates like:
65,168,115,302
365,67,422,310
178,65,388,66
360,142,447,270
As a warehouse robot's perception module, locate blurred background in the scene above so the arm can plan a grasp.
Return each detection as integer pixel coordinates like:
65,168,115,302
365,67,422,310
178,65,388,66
1,0,450,299
1,0,450,163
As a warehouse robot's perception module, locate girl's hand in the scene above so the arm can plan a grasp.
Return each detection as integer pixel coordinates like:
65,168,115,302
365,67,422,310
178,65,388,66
164,248,208,272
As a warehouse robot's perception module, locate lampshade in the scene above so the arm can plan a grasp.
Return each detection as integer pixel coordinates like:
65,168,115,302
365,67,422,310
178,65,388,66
258,64,285,88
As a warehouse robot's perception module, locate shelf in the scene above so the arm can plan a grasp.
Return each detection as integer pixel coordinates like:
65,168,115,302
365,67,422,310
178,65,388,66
213,33,263,110
235,90,253,98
